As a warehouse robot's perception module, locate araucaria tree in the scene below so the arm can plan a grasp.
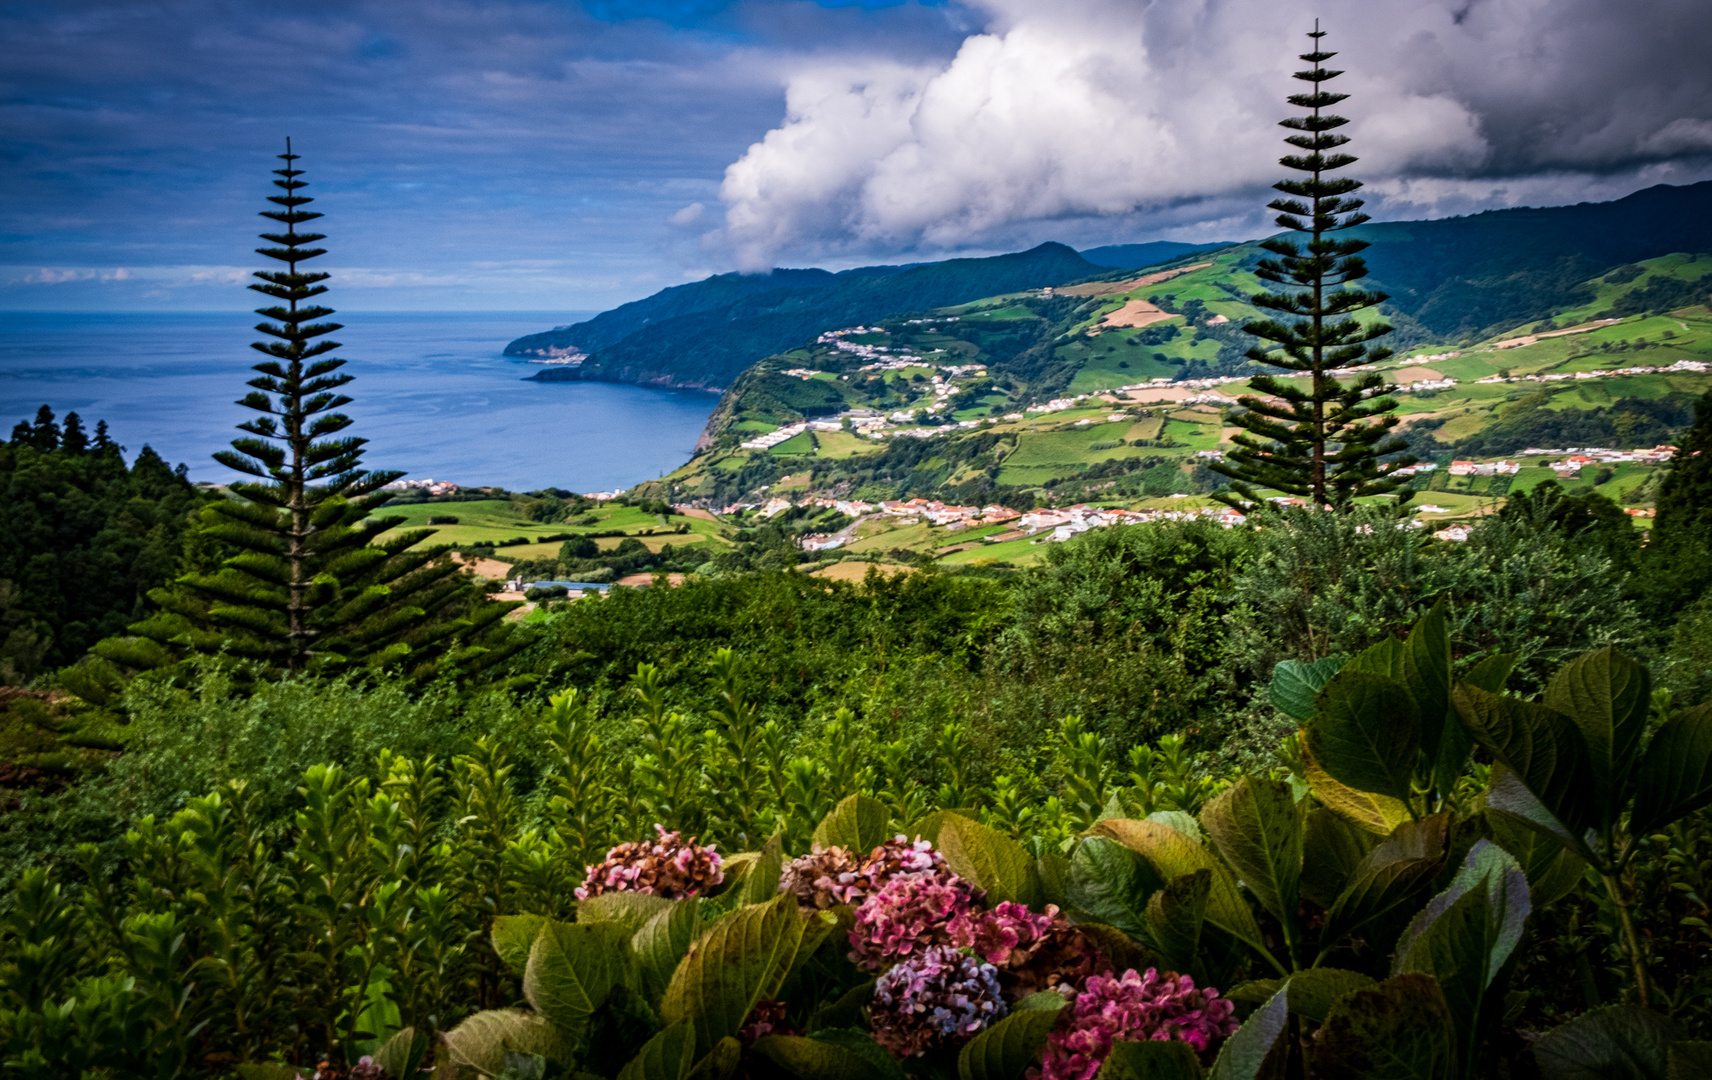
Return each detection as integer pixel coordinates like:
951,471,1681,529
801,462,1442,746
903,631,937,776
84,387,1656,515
104,142,517,677
1213,26,1413,510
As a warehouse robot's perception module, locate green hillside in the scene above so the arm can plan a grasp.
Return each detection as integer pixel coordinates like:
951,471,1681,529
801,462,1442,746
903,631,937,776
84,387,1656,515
642,249,1712,537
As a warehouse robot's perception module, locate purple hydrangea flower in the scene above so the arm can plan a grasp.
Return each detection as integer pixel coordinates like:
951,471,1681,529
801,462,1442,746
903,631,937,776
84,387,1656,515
1031,968,1238,1080
871,944,1008,1058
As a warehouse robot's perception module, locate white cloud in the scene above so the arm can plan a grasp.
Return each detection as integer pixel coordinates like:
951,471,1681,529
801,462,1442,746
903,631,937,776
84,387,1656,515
713,0,1712,269
669,201,707,226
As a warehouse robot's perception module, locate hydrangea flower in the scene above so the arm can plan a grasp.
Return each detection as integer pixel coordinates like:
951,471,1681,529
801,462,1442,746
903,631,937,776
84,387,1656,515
949,903,1109,996
737,999,793,1043
575,824,724,901
870,944,1008,1058
848,866,982,970
1032,969,1238,1080
781,835,947,910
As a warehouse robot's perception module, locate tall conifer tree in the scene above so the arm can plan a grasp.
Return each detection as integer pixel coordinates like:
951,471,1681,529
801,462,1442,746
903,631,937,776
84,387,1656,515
105,142,519,677
1212,26,1413,510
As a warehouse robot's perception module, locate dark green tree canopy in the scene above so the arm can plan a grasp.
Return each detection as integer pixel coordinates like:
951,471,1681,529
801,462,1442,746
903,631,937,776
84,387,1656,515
1213,26,1413,511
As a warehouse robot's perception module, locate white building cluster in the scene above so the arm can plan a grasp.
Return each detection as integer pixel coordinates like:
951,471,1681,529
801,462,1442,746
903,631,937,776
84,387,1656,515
383,478,462,496
1475,359,1708,385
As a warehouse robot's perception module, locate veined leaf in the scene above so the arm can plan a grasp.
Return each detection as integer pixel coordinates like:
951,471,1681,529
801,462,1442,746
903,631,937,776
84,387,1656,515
689,1036,742,1080
619,1022,698,1080
1067,837,1161,939
1484,764,1595,863
1483,810,1586,908
1145,870,1210,977
1532,1004,1683,1080
1098,1039,1205,1079
1269,656,1345,722
740,833,784,906
1201,776,1304,925
758,1030,906,1080
371,1028,429,1080
1311,973,1455,1080
1630,703,1712,835
633,898,704,1006
1308,671,1420,804
1145,810,1205,843
1302,737,1412,836
579,892,674,934
1394,841,1531,1071
1321,815,1450,960
523,920,629,1033
1460,653,1517,694
1300,808,1379,909
442,1010,574,1075
492,915,549,977
1401,601,1453,774
1667,1041,1712,1080
938,813,1043,907
1282,968,1375,1024
1544,648,1651,824
1207,985,1288,1080
1093,819,1268,963
1435,652,1515,794
661,891,810,1055
1347,636,1405,679
958,1005,1062,1080
1453,686,1597,837
1039,852,1071,909
813,794,893,856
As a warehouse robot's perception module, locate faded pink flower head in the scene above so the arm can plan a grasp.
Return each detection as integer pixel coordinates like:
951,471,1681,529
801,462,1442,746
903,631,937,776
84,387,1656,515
575,824,724,901
1031,968,1238,1080
847,864,982,970
782,834,949,911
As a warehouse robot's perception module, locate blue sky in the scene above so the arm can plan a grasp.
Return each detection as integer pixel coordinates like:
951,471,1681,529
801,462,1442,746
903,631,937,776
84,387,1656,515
3,0,1710,312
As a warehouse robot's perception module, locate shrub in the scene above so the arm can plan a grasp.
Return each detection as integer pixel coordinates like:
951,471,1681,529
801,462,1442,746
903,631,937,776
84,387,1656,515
426,515,460,525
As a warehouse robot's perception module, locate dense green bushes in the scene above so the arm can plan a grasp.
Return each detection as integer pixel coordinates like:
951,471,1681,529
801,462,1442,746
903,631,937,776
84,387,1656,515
6,630,1712,1078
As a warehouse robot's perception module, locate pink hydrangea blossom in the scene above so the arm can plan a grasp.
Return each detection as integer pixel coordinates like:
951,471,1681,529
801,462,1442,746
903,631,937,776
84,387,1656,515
848,866,982,970
782,835,949,910
948,901,1057,965
575,824,724,901
871,944,1007,1058
1031,968,1238,1080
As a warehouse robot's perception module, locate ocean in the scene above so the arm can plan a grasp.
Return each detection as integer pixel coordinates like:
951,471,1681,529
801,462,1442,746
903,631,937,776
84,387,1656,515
0,311,719,492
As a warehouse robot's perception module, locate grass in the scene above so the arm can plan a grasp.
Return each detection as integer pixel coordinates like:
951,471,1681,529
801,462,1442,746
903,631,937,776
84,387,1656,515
939,536,1043,566
769,432,816,456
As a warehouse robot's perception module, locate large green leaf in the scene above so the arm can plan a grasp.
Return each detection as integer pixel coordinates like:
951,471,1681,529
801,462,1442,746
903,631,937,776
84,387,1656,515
1093,819,1267,957
1544,648,1651,823
1066,837,1161,939
1484,765,1595,863
1321,815,1449,960
958,1004,1063,1080
689,1037,743,1080
1200,777,1303,924
937,813,1043,907
1307,671,1420,804
1532,1004,1682,1080
1394,841,1531,1071
740,833,785,906
813,794,893,856
442,1009,575,1076
1269,657,1345,722
757,1030,906,1080
661,892,810,1055
1630,703,1712,834
1300,808,1378,909
1667,1041,1712,1080
1347,636,1405,678
493,915,550,977
1301,739,1413,836
1098,1039,1204,1079
372,1028,429,1079
1207,985,1288,1080
1145,870,1210,977
1453,686,1597,837
1482,810,1586,907
1311,973,1455,1080
1401,602,1453,774
1224,968,1374,1025
633,898,704,1006
523,920,629,1033
579,892,675,934
1038,852,1071,909
619,1022,699,1080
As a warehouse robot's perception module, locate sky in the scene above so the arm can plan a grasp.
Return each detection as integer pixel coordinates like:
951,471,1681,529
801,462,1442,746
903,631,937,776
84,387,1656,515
3,0,1711,312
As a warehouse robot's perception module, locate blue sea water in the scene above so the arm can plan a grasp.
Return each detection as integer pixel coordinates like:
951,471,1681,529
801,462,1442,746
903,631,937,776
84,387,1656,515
0,311,718,492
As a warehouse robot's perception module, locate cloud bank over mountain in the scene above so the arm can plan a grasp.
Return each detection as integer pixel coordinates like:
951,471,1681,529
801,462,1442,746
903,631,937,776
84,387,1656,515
714,0,1712,269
